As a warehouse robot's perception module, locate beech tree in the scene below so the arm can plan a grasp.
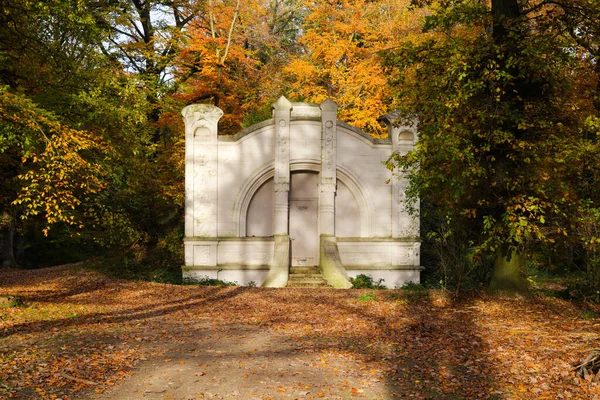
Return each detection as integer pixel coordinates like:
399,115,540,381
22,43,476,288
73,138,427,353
386,0,600,292
0,0,155,266
281,0,422,136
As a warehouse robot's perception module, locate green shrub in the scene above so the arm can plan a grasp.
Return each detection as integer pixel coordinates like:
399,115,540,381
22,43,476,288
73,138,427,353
419,202,493,292
398,281,421,290
0,296,26,308
84,224,184,284
350,274,386,289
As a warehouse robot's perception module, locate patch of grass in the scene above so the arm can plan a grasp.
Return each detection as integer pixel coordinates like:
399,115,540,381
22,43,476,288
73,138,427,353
1,303,96,326
529,268,600,303
357,292,377,302
0,296,26,308
350,274,386,289
579,308,599,320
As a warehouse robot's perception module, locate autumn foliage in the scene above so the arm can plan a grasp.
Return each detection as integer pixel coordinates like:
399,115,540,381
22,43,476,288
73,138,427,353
1,0,600,294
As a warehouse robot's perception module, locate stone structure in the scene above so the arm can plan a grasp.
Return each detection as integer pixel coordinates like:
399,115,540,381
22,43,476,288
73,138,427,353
182,97,421,288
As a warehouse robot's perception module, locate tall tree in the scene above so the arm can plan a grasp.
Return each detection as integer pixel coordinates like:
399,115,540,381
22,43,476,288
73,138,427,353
0,0,154,266
386,0,599,292
282,0,421,136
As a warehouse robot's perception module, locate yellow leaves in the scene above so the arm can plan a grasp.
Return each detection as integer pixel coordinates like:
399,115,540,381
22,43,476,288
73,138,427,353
283,60,319,84
278,0,418,137
7,112,107,234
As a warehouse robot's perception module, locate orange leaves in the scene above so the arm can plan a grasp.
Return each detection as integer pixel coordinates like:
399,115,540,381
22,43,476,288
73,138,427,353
176,0,266,128
173,0,427,136
281,0,418,137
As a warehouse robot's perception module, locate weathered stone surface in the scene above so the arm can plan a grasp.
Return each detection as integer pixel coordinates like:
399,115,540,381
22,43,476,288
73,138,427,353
182,97,421,288
262,234,290,288
319,236,352,289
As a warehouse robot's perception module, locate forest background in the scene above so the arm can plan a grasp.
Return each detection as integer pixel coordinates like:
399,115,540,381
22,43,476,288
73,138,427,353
1,0,599,297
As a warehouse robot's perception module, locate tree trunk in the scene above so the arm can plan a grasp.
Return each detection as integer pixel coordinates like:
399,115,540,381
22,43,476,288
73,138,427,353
0,212,19,268
594,59,600,115
489,249,529,294
491,0,521,44
488,0,530,296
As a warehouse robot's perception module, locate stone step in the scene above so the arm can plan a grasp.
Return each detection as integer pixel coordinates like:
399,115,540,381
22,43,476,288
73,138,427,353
287,266,331,288
290,266,320,275
286,282,331,288
287,277,328,284
287,273,323,279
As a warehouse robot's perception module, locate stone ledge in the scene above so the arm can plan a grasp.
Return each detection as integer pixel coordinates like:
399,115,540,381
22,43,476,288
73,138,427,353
184,237,275,242
217,119,394,145
219,119,275,142
336,237,421,243
182,265,270,271
344,265,425,271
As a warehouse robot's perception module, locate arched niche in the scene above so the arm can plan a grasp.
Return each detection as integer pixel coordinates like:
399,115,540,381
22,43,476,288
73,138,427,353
398,129,414,142
246,178,273,237
234,161,275,237
235,160,371,238
194,126,211,138
335,179,361,237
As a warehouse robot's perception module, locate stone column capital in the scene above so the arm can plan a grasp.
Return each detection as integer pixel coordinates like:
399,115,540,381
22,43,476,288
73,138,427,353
181,104,223,142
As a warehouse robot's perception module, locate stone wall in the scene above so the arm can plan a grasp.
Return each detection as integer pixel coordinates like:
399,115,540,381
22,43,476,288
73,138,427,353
182,97,421,288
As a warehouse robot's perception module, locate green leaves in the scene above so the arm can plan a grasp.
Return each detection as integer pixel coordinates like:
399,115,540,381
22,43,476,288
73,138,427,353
385,0,600,264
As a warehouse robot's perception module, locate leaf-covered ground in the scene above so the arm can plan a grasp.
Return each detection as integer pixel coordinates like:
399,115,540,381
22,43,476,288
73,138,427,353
1,265,599,399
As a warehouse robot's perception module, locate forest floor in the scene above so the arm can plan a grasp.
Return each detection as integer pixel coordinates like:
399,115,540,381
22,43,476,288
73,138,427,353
1,265,600,399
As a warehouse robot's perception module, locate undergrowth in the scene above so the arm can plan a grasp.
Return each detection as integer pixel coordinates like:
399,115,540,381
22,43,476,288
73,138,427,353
350,274,386,289
183,277,238,287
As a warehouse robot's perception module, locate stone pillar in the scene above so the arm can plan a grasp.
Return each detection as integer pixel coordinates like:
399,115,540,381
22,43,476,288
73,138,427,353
383,112,419,239
182,104,222,270
272,96,293,235
182,104,223,239
319,99,338,236
383,112,420,269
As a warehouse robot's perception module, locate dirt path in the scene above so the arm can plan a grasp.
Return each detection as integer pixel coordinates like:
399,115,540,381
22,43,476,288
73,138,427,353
2,265,600,399
86,324,389,400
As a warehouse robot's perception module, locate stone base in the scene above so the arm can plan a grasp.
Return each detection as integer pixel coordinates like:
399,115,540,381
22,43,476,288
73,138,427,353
346,268,422,289
183,269,270,286
319,236,352,289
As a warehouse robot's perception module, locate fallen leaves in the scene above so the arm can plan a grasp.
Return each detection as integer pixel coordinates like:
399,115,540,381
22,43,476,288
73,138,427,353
0,265,599,399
